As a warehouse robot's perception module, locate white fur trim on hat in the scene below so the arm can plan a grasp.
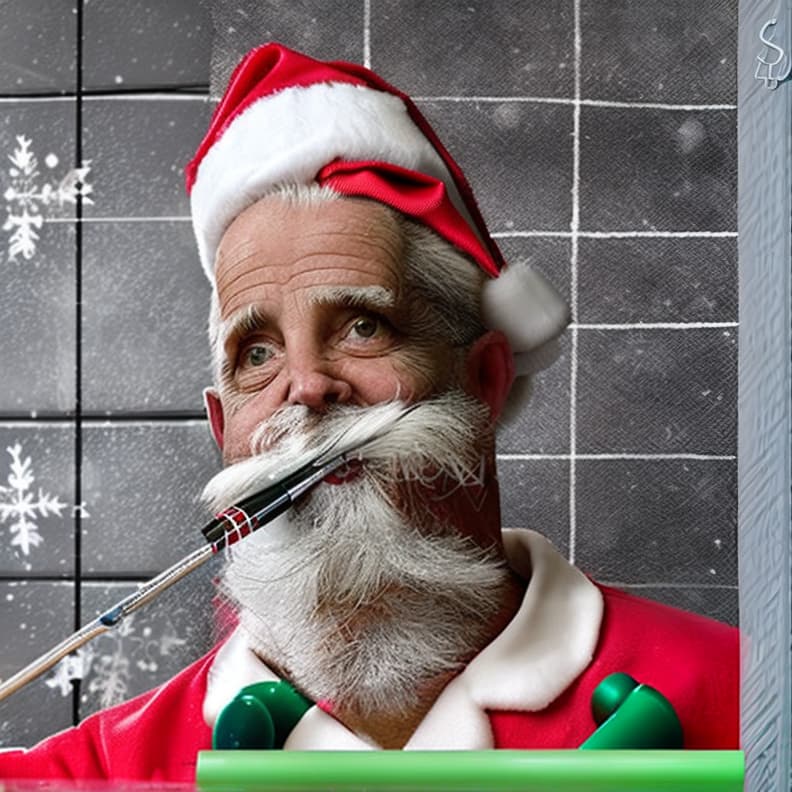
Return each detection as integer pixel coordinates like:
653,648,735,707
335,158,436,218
190,81,485,280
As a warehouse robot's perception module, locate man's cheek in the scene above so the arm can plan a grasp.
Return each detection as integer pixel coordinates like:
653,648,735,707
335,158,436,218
221,410,266,464
388,347,460,401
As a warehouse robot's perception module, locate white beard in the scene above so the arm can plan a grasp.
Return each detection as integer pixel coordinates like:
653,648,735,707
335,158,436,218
201,392,512,718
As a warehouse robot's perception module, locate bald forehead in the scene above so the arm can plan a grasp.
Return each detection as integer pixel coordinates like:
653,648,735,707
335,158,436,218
213,195,406,320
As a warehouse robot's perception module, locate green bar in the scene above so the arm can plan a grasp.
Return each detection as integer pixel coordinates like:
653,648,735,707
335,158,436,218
196,750,744,792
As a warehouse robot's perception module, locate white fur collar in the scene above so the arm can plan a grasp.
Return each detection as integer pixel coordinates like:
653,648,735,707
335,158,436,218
203,529,603,749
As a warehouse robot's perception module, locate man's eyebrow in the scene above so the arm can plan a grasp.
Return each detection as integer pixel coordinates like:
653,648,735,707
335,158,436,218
305,285,395,310
220,304,271,347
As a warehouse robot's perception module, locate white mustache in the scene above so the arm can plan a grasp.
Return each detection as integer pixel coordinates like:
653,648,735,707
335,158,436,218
201,392,489,514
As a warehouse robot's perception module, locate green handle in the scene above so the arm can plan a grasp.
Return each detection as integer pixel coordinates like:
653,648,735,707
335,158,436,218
196,749,744,791
580,673,683,749
213,681,312,750
212,673,684,753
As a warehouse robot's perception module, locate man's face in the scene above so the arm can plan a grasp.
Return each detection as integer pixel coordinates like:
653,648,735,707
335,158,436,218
204,196,519,720
211,196,461,465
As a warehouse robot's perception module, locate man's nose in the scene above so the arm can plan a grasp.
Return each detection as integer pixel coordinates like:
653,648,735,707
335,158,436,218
285,359,353,410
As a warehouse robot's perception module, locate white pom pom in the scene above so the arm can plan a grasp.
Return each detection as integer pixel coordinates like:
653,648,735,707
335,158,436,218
481,265,570,353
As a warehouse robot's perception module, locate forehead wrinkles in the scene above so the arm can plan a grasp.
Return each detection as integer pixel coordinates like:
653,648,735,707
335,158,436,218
215,196,403,275
218,225,400,279
218,259,405,322
215,202,406,319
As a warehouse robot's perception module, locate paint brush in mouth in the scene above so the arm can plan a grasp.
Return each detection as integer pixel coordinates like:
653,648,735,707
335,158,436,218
0,401,417,704
200,401,417,549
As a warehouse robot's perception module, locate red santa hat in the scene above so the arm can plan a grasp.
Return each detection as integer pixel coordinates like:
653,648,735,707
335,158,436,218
186,42,568,356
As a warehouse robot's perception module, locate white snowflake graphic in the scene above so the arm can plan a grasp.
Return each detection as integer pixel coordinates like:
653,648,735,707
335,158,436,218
45,623,130,707
3,135,93,262
86,622,132,710
73,611,188,709
0,443,66,555
45,650,90,697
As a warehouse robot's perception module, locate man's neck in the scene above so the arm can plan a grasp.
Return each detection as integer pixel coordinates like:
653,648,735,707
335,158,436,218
326,568,527,749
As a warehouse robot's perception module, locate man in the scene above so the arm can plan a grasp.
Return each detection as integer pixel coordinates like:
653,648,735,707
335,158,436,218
0,43,738,782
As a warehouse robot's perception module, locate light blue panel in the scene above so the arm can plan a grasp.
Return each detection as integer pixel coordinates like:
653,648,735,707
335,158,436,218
738,1,792,789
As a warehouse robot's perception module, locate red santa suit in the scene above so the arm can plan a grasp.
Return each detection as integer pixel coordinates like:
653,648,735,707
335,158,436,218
0,530,739,782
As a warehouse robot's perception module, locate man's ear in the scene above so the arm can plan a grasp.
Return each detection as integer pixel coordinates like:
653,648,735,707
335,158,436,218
464,330,515,421
203,387,225,451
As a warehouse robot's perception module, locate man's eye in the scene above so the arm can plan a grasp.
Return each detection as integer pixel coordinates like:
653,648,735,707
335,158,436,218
349,316,380,339
244,345,272,366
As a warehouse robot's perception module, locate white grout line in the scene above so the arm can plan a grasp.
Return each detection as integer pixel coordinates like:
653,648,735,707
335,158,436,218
578,230,738,239
568,0,582,566
599,581,738,590
44,216,192,223
491,230,738,238
574,322,738,330
497,453,736,461
0,421,75,428
0,96,76,104
43,217,738,237
80,419,208,429
583,99,735,111
0,96,733,113
363,0,372,69
81,580,147,589
81,93,209,102
412,95,736,111
414,95,571,105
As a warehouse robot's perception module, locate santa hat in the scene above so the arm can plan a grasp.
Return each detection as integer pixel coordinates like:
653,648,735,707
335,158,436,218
186,43,569,357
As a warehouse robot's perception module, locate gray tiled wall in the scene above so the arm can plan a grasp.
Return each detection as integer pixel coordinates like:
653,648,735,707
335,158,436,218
0,0,219,748
0,0,737,748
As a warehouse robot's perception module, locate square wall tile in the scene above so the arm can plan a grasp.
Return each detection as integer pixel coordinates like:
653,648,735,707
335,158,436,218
82,221,212,413
83,0,211,91
496,236,571,307
577,237,737,324
79,559,221,718
0,1,77,94
0,580,74,748
372,0,574,97
82,97,212,219
418,100,573,233
0,425,74,576
495,236,571,454
580,0,737,104
81,422,221,576
0,101,78,232
579,107,736,232
497,458,569,554
209,0,365,94
616,584,738,627
575,327,736,455
574,458,737,586
0,223,75,414
497,332,570,455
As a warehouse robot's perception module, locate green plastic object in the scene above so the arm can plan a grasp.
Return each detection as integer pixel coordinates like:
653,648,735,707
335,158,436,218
196,749,744,791
580,673,683,749
212,681,312,750
590,672,640,724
